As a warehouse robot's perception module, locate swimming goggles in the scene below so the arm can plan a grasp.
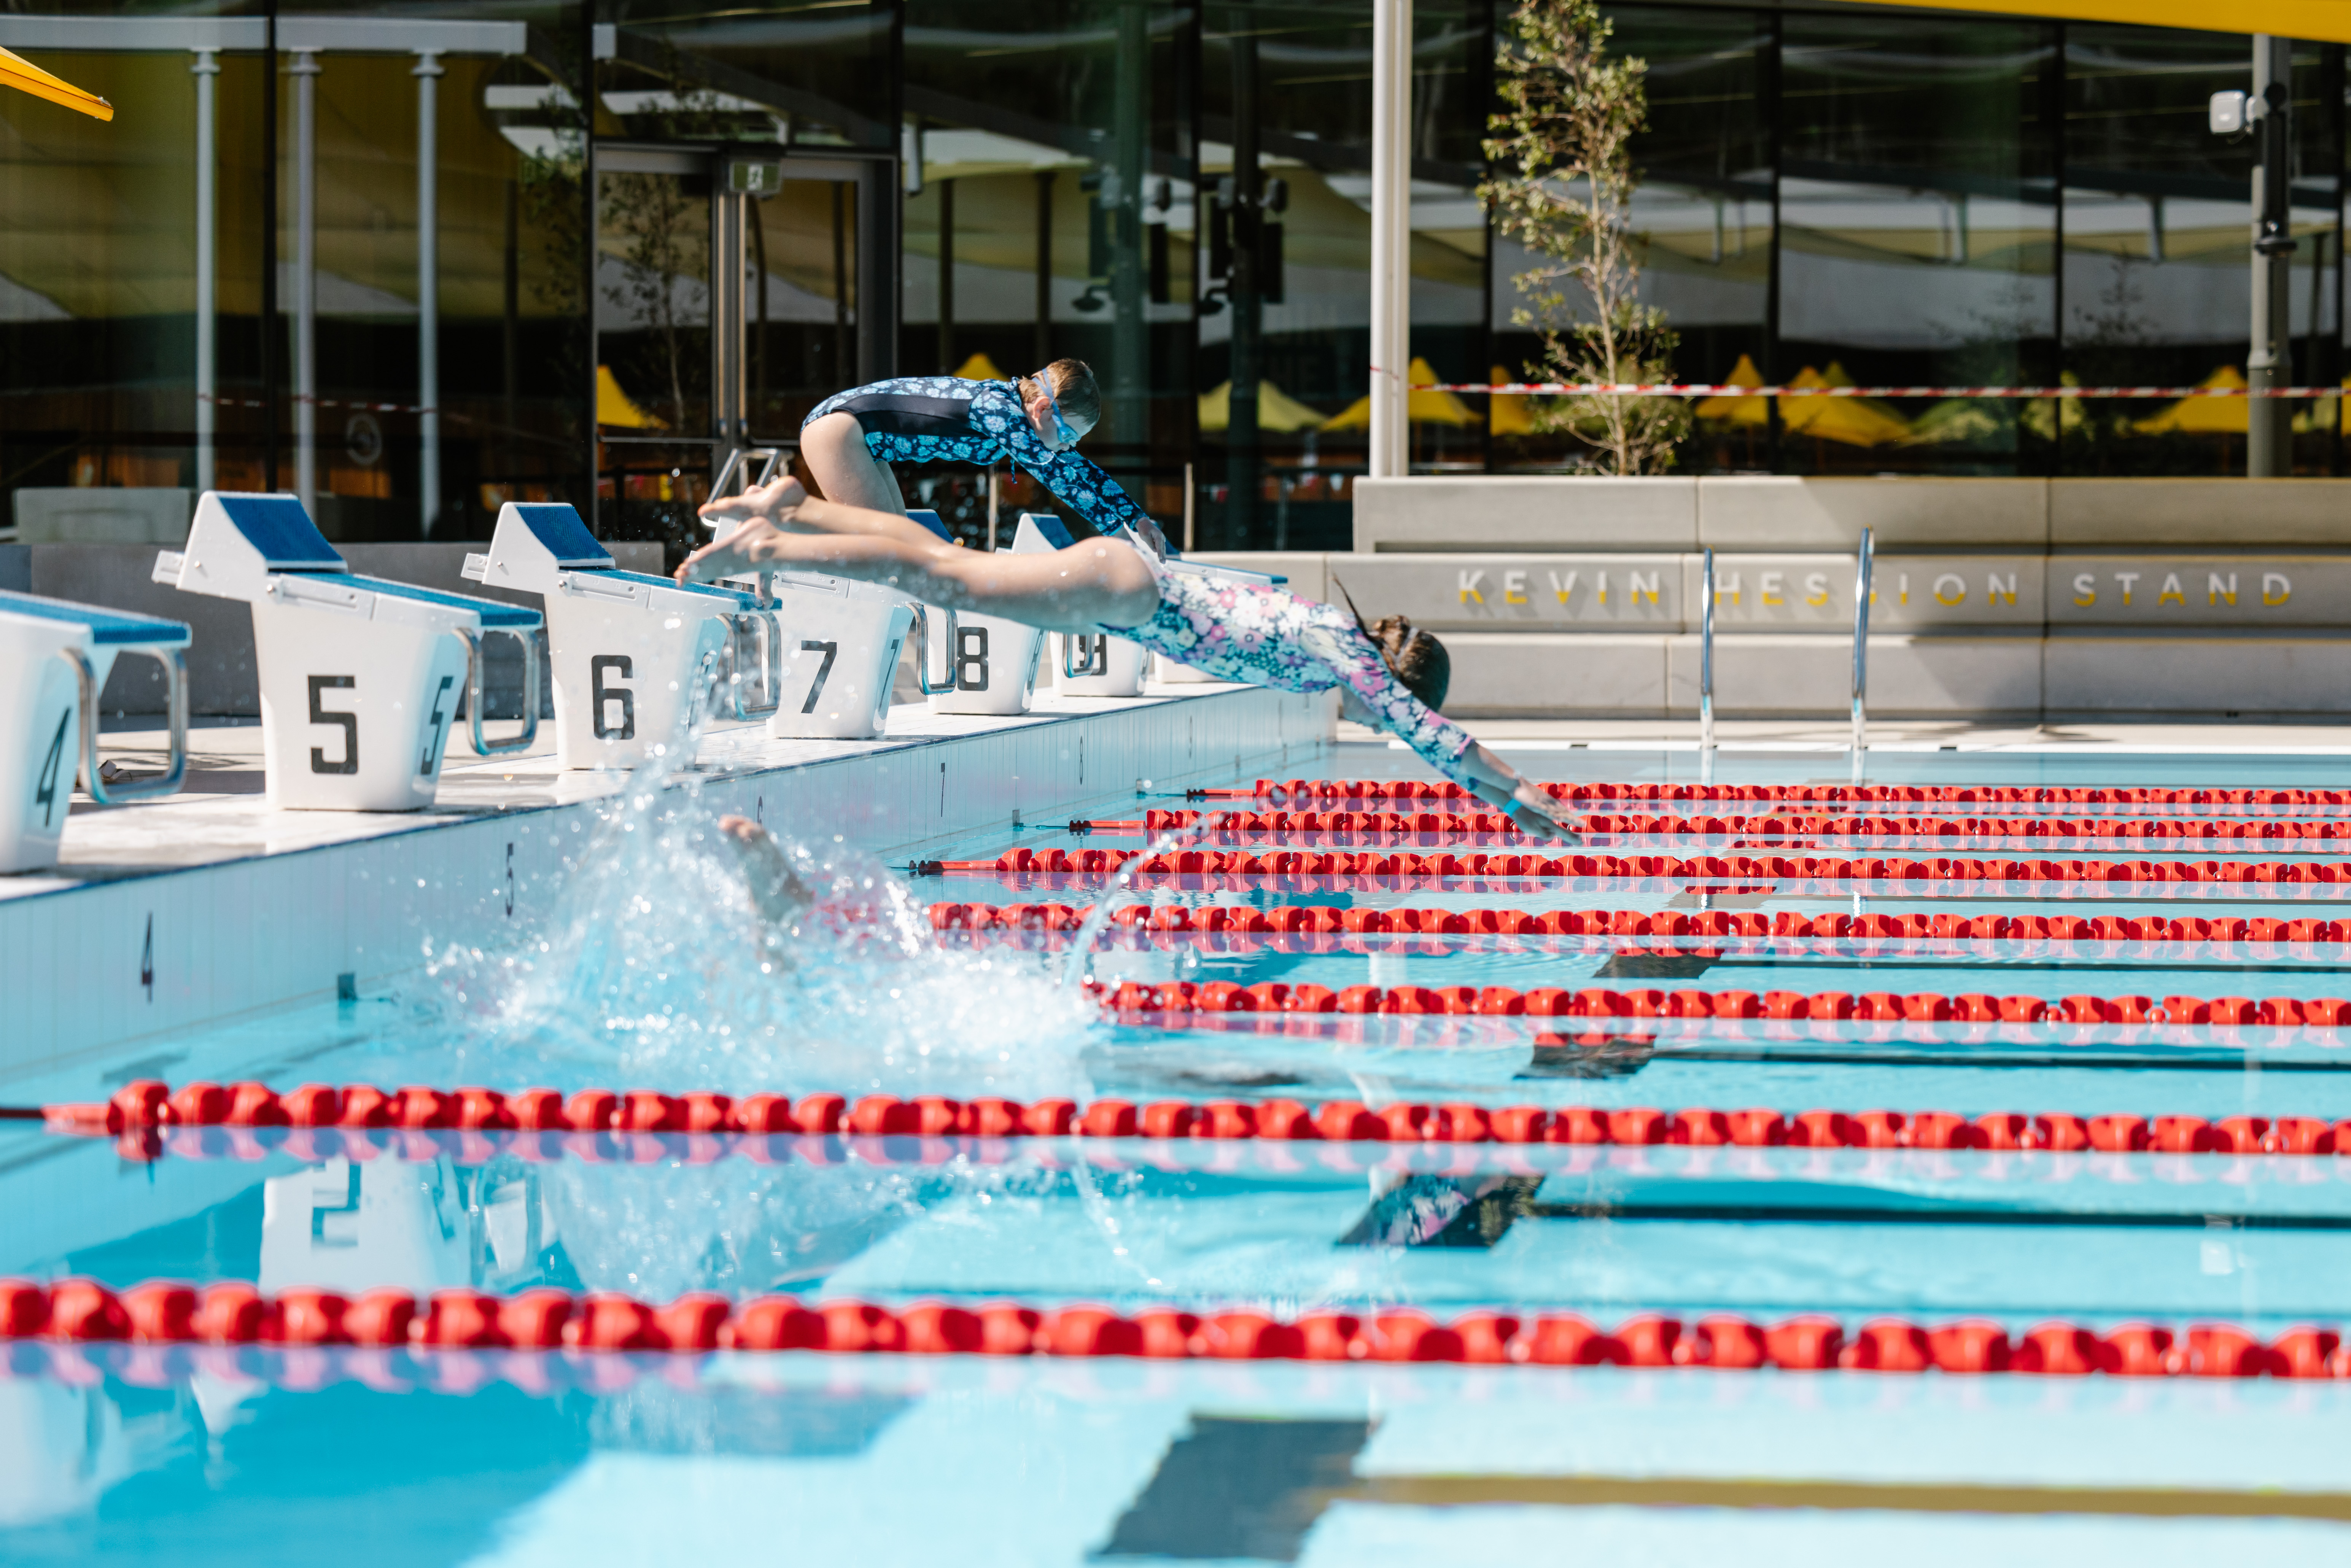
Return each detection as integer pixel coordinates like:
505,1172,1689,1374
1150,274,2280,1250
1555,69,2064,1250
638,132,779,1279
1029,370,1082,448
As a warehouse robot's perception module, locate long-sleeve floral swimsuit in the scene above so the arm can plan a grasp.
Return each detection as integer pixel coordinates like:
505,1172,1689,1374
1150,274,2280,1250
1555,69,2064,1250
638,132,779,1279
1109,548,1479,790
805,376,1153,540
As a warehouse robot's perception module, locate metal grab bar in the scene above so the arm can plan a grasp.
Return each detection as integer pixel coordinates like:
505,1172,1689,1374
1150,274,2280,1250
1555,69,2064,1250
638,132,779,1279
63,645,190,805
1061,632,1110,679
910,604,960,695
1698,548,1716,754
453,625,543,757
722,609,783,719
1851,526,1874,762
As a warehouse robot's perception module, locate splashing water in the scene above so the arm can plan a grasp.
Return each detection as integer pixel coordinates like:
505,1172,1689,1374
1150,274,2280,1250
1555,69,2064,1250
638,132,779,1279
413,658,1098,1101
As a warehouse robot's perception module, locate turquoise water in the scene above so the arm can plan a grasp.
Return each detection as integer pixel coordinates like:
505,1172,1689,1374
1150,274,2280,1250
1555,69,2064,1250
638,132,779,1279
6,741,2351,1561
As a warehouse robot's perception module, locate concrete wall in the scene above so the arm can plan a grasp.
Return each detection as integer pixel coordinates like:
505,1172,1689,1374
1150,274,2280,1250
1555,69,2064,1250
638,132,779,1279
1205,475,2351,719
16,541,665,716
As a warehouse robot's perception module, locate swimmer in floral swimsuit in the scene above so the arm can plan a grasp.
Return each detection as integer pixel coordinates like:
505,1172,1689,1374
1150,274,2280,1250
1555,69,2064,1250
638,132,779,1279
682,474,1574,840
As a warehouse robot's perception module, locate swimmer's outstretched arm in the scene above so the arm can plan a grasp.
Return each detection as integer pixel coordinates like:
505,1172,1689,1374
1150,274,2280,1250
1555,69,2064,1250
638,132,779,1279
679,480,1158,634
700,474,946,552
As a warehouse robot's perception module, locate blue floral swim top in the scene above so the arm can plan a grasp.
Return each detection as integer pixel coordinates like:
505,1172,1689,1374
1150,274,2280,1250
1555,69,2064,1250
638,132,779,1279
1106,545,1478,789
805,376,1156,545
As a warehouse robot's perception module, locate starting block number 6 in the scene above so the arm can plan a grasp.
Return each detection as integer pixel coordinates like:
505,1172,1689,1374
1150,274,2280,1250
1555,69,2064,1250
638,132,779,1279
590,655,636,740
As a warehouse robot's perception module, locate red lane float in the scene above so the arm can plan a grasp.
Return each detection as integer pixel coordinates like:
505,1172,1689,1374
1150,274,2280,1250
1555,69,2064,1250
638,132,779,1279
40,1079,2351,1158
926,899,2351,957
936,846,2350,889
1211,778,2351,815
2,1275,2344,1378
1117,809,2351,844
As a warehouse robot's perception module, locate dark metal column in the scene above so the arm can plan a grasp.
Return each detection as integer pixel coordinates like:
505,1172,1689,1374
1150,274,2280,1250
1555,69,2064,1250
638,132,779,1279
1225,22,1260,544
2249,33,2296,477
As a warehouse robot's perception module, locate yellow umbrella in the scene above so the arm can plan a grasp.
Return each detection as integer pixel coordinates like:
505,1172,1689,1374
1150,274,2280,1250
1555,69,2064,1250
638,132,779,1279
2134,364,2249,435
1488,363,1535,437
0,45,111,121
1321,358,1478,431
596,364,665,429
953,351,1010,382
1198,378,1327,433
1902,398,2006,447
1780,363,1910,447
1694,353,1769,427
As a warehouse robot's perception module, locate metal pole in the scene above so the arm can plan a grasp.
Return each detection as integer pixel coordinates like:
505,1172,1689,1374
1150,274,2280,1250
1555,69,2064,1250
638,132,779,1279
2249,34,2295,477
1699,547,1715,754
1851,526,1873,762
192,49,218,496
1368,0,1411,480
414,50,442,535
291,47,319,516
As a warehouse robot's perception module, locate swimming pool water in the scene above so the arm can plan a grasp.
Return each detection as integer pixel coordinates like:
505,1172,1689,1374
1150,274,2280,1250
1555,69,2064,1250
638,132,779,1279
8,740,2351,1563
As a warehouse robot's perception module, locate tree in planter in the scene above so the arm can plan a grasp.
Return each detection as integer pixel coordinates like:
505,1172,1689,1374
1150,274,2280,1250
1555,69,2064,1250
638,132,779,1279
1479,0,1688,475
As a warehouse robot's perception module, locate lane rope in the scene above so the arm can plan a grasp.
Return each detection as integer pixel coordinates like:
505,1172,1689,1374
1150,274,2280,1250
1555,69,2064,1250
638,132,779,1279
34,1080,2351,1158
1215,780,2351,815
0,1276,2340,1377
1109,809,2351,845
933,847,2351,889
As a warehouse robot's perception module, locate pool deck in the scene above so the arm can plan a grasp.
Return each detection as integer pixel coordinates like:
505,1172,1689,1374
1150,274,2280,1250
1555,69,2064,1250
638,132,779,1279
0,682,1326,1085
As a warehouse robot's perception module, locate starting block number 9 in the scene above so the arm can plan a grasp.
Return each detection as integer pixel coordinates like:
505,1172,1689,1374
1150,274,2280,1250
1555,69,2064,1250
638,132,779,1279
954,626,989,692
591,654,635,740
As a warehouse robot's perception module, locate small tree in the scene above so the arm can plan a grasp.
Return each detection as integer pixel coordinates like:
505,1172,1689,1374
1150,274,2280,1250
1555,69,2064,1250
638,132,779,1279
1479,0,1688,475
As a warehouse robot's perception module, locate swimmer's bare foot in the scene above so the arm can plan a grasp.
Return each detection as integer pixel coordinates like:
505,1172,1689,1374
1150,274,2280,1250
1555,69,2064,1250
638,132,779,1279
678,478,809,585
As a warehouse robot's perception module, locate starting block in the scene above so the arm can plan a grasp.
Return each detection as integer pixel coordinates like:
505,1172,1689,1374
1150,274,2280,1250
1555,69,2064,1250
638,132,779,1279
910,508,1043,717
751,569,913,739
155,492,542,811
464,502,774,768
1012,512,1148,698
0,590,191,873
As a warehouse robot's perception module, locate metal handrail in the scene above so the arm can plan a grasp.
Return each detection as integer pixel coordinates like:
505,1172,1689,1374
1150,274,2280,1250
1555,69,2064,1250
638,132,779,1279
722,609,783,719
64,644,190,805
1698,548,1715,754
453,625,542,756
1061,632,1110,679
1851,526,1874,761
910,605,959,695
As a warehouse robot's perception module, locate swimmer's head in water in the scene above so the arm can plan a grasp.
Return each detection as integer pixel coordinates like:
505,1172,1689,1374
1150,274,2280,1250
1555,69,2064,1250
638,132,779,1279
1022,359,1101,448
1333,577,1450,711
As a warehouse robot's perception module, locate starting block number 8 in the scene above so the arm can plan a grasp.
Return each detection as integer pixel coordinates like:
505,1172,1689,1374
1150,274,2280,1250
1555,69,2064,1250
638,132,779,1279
953,627,989,691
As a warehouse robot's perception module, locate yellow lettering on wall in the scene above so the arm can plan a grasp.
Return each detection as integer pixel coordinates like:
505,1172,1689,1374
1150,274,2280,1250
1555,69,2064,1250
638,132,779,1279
1458,569,1486,605
1933,573,1966,606
1629,570,1659,606
2158,572,2185,607
1503,569,1529,605
1898,572,1909,606
1548,569,1578,604
1759,570,1784,606
1804,571,1830,607
2072,572,2096,607
2264,571,2292,606
2207,572,2237,607
1714,571,1740,606
2116,571,2139,607
1985,571,2017,607
1596,570,1608,606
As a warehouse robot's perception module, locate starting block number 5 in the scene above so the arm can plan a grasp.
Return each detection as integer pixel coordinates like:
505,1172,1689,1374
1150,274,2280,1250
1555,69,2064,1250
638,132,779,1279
304,672,457,779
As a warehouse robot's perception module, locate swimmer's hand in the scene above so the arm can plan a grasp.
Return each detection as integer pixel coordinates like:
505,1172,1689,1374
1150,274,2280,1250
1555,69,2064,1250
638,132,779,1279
719,814,813,924
679,478,810,585
1502,780,1579,843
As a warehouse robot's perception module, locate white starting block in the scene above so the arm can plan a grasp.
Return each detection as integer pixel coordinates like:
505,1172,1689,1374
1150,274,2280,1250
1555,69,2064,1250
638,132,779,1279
907,508,1044,717
464,503,775,768
155,492,542,811
0,590,191,873
747,569,913,739
1149,556,1288,684
1006,512,1150,698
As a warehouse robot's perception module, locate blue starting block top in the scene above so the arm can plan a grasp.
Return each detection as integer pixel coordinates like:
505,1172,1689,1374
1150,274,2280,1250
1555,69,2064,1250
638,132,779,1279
511,503,614,570
0,588,192,647
213,492,345,571
906,508,955,542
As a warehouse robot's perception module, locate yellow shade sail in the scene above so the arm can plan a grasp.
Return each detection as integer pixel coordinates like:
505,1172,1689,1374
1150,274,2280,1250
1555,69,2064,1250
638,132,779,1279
1830,0,2351,46
596,364,666,429
2133,365,2249,436
1694,352,1769,427
1198,378,1328,433
1488,364,1535,437
1779,363,1912,448
953,351,1010,382
0,45,111,121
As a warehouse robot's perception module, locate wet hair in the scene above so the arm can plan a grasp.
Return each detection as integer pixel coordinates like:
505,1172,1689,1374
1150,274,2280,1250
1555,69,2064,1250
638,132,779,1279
1026,358,1101,428
1334,579,1450,711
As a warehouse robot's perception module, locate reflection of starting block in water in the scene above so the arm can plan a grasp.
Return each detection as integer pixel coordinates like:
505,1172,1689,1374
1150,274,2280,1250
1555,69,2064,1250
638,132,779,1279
155,492,542,811
1007,512,1150,698
0,590,191,873
464,502,773,768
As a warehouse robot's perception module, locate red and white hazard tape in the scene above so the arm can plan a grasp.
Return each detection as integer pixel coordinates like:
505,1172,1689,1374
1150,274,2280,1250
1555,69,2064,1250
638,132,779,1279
36,1080,2351,1158
0,1276,2340,1377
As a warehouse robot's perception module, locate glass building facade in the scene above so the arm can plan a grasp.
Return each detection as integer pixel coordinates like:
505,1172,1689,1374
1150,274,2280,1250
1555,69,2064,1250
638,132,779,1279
0,3,2337,560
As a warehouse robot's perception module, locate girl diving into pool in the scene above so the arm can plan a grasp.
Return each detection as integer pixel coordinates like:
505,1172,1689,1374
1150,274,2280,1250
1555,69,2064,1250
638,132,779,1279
679,477,1576,841
797,359,1171,557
